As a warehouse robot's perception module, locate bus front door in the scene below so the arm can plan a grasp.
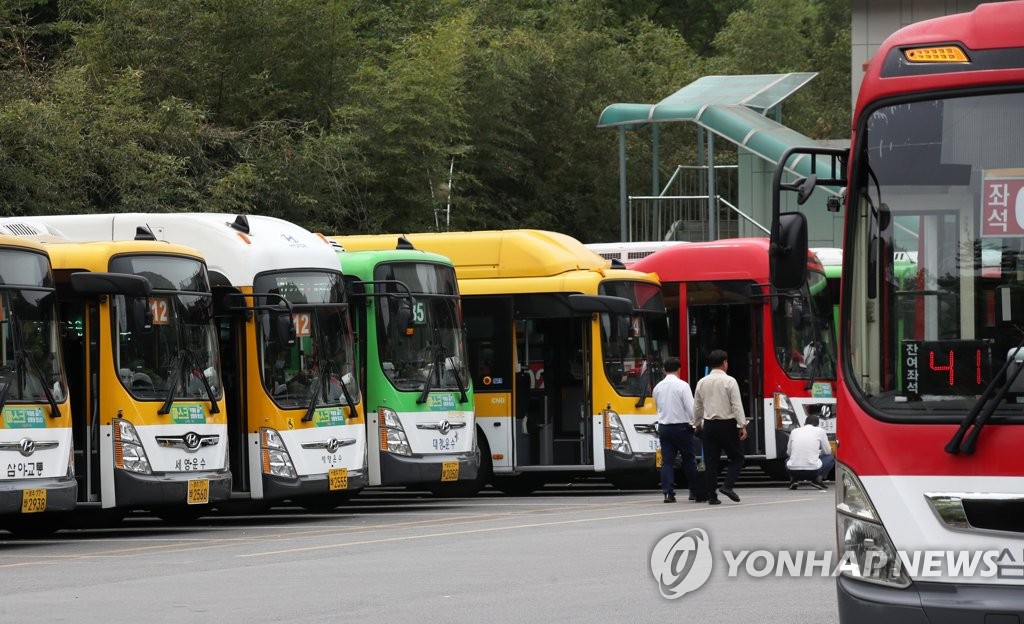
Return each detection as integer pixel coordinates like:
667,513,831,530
514,317,590,468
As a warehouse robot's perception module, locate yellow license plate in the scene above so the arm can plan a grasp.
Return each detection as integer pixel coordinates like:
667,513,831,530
655,449,662,468
329,468,349,491
187,479,209,505
441,461,459,482
21,488,46,514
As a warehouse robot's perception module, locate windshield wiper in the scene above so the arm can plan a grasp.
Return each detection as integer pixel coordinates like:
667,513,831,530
946,333,1024,455
17,349,60,419
416,343,441,405
444,347,469,404
0,382,10,412
158,349,220,415
303,358,358,422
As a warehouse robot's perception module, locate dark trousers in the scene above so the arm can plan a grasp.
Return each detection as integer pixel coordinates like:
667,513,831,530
703,419,745,496
658,423,698,496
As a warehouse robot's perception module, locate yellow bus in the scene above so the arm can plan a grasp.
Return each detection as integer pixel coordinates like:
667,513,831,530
25,214,366,512
0,233,75,533
4,223,232,519
332,230,667,493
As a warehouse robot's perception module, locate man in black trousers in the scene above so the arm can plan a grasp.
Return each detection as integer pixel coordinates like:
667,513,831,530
694,349,746,505
652,357,702,503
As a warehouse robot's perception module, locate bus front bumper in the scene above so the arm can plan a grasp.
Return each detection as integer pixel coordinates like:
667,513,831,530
605,449,656,472
0,477,77,514
380,451,478,486
263,469,368,501
838,574,1024,623
114,469,232,509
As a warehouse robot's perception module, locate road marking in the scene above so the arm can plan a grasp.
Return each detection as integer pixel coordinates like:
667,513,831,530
240,497,816,557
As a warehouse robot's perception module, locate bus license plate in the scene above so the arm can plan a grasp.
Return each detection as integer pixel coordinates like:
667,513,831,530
655,449,662,468
441,461,459,482
21,488,46,513
329,468,348,491
187,479,209,505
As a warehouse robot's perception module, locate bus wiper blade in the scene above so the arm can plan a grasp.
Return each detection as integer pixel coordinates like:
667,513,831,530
0,382,9,412
946,333,1024,455
184,349,220,414
18,349,60,419
157,351,184,415
302,372,323,423
444,349,468,404
634,359,653,408
417,346,441,404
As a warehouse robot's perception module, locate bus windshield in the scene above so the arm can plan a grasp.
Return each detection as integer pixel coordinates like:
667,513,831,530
0,250,65,404
255,271,359,410
772,267,837,381
599,280,669,398
848,90,1024,418
110,255,221,402
373,262,469,394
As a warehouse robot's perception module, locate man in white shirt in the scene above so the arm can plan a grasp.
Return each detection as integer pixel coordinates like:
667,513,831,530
652,357,701,503
694,349,747,505
785,414,834,490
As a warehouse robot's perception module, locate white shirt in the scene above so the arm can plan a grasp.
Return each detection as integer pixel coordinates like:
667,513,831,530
786,424,831,470
652,374,695,425
693,369,747,427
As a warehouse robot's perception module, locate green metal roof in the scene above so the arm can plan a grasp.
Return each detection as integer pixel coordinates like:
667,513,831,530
597,73,840,181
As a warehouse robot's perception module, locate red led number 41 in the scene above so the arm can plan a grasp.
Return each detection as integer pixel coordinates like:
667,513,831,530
928,348,983,386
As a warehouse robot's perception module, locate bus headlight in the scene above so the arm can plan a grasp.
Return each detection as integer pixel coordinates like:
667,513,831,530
380,408,411,456
605,410,632,455
835,463,910,588
261,427,297,478
113,418,152,474
773,392,797,431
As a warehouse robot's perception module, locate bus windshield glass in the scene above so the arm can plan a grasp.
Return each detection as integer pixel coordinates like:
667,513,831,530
110,255,221,402
772,267,837,381
0,249,65,404
848,91,1024,418
373,262,469,394
599,280,668,398
255,271,358,410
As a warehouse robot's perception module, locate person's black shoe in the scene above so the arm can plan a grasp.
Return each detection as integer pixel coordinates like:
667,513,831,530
810,481,827,491
788,481,799,490
687,493,695,500
719,488,741,502
664,493,677,503
707,498,722,505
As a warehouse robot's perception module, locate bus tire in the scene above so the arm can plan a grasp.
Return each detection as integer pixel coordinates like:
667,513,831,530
491,474,544,496
429,427,492,498
297,490,360,513
761,459,790,482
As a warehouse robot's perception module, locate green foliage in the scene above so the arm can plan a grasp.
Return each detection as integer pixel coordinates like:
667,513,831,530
0,0,852,243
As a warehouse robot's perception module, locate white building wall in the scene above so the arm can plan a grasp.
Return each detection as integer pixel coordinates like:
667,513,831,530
850,0,1003,108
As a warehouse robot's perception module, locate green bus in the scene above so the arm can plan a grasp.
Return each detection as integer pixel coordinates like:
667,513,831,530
331,239,481,494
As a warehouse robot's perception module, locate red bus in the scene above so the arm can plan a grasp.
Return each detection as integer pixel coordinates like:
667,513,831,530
770,2,1024,620
632,238,837,479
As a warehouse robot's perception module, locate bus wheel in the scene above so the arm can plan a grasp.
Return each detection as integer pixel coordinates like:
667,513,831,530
429,428,493,498
153,505,211,525
297,490,360,513
491,474,544,496
761,460,790,482
3,515,63,538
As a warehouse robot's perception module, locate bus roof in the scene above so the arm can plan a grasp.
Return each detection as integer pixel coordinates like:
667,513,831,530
334,247,454,280
5,214,339,286
585,241,685,267
0,232,48,255
632,237,774,282
329,230,612,280
42,239,205,273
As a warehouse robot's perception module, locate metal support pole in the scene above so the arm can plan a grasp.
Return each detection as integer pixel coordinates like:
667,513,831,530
707,132,717,241
619,127,628,242
652,124,660,241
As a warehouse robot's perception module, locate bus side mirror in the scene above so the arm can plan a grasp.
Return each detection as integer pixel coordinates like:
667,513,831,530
274,311,295,346
133,298,153,331
395,300,415,337
770,212,809,291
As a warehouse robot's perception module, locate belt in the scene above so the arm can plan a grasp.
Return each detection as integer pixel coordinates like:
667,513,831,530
659,422,693,429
